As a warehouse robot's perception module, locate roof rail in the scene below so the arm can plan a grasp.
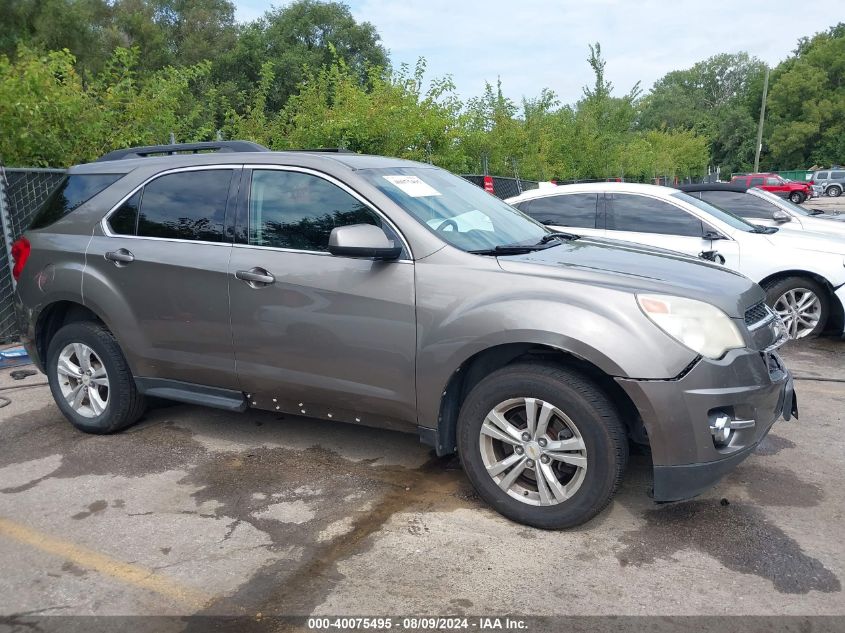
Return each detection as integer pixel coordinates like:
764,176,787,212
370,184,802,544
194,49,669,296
95,141,270,162
290,148,356,154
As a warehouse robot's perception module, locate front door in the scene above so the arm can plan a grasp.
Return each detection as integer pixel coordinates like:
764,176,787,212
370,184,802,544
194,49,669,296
604,192,740,270
228,167,417,429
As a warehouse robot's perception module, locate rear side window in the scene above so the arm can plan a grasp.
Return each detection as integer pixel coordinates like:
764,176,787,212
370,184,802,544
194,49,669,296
522,194,598,228
107,191,141,235
832,171,845,180
698,190,776,219
247,169,392,252
608,193,703,237
29,174,123,230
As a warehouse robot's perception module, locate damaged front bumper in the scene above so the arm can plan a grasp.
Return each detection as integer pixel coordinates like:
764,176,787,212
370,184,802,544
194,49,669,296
616,348,795,503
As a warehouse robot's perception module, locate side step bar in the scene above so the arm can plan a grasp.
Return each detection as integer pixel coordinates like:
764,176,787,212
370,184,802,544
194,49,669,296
134,378,247,412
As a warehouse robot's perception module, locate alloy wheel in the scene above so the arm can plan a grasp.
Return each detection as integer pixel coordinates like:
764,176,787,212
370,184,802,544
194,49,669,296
479,397,587,506
774,288,821,339
56,343,110,418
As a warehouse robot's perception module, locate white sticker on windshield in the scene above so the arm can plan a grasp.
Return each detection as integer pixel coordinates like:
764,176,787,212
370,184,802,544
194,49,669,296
383,175,441,197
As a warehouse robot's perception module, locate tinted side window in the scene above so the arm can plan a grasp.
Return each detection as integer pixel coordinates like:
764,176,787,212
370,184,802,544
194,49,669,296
832,171,845,180
750,177,764,186
29,174,123,230
248,170,393,252
698,191,776,219
608,194,703,237
766,177,780,185
816,171,829,179
137,170,232,241
523,194,597,228
107,191,141,235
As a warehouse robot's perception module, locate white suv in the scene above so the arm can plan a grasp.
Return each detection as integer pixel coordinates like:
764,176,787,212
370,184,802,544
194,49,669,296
507,182,845,340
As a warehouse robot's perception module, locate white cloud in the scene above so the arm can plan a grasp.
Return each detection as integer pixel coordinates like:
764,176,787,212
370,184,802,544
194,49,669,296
232,0,843,106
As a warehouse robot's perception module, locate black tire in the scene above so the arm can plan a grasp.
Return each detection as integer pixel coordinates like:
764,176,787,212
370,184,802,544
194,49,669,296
763,276,830,339
789,191,806,204
828,185,842,198
457,363,628,529
46,321,146,434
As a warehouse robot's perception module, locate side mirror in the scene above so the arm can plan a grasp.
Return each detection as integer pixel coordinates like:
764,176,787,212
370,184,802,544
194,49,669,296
772,210,791,223
328,224,402,260
703,229,727,241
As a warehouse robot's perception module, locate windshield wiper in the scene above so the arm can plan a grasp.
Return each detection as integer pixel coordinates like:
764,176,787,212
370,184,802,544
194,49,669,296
538,232,580,244
808,209,827,216
749,226,779,234
469,232,581,256
469,244,547,255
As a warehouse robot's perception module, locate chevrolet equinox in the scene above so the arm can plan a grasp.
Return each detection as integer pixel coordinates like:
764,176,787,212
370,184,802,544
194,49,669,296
13,141,797,528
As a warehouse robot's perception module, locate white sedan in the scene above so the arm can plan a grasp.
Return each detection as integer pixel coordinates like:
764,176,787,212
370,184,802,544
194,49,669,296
507,182,845,340
678,184,845,236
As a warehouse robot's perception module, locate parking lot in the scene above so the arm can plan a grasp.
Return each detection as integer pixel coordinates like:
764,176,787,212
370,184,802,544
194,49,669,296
0,337,843,630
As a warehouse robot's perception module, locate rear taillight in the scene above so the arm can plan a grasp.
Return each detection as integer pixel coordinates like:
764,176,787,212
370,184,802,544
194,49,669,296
11,237,31,281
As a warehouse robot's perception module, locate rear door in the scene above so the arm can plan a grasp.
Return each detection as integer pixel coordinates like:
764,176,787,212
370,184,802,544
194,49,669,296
227,167,417,427
605,193,739,268
516,193,605,238
85,167,240,388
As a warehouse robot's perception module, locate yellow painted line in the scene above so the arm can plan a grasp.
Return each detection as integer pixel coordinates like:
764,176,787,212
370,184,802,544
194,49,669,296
0,516,210,607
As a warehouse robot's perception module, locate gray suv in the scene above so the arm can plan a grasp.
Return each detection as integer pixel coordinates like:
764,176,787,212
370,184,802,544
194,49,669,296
13,142,796,529
812,169,845,197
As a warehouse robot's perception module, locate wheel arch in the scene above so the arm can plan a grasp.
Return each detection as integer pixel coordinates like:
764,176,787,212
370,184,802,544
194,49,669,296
34,300,111,371
759,269,843,335
425,342,644,457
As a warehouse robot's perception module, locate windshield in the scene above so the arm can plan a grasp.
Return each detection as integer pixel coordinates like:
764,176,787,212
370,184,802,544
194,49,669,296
750,188,810,216
358,167,547,251
671,191,759,232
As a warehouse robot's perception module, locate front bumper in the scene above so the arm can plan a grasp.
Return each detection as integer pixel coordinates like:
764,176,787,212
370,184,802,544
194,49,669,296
616,348,794,502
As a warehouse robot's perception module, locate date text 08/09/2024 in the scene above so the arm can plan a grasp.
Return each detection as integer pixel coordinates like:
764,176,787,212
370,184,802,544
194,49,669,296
307,617,529,630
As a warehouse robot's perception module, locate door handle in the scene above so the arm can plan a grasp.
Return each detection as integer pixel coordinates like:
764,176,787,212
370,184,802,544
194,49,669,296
235,267,275,286
105,248,134,265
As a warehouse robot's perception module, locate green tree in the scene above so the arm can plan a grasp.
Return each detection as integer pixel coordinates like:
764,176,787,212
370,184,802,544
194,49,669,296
638,52,766,174
213,0,388,112
764,23,845,169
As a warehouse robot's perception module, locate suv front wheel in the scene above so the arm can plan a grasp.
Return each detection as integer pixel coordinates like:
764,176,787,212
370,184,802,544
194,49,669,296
457,363,628,529
789,191,806,204
828,185,842,198
46,321,146,434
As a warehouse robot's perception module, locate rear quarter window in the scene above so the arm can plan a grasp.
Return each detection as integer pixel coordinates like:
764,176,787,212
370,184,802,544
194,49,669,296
29,174,124,230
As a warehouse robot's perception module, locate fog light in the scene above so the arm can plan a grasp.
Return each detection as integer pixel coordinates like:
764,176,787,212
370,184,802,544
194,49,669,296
711,414,733,446
709,413,756,448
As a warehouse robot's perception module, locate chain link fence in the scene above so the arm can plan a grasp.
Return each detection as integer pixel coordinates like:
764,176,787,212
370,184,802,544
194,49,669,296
460,175,540,199
0,167,67,343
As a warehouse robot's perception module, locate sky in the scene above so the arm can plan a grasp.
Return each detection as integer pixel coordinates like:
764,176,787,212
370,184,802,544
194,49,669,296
232,0,843,106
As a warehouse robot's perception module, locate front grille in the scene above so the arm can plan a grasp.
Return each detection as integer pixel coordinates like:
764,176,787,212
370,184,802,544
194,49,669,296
744,301,770,327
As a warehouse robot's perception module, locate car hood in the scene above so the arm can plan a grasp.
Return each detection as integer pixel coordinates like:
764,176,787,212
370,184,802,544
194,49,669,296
801,215,845,233
496,236,761,318
763,225,845,254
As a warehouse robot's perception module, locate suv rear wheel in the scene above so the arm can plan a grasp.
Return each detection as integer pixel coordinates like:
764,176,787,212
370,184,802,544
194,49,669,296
828,185,842,198
46,321,146,433
764,276,829,339
457,363,627,529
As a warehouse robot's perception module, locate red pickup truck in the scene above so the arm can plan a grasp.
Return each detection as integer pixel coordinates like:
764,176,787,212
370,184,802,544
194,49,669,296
731,173,812,204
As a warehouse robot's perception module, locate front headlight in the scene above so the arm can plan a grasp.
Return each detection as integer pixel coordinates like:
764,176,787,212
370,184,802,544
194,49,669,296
636,294,745,359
